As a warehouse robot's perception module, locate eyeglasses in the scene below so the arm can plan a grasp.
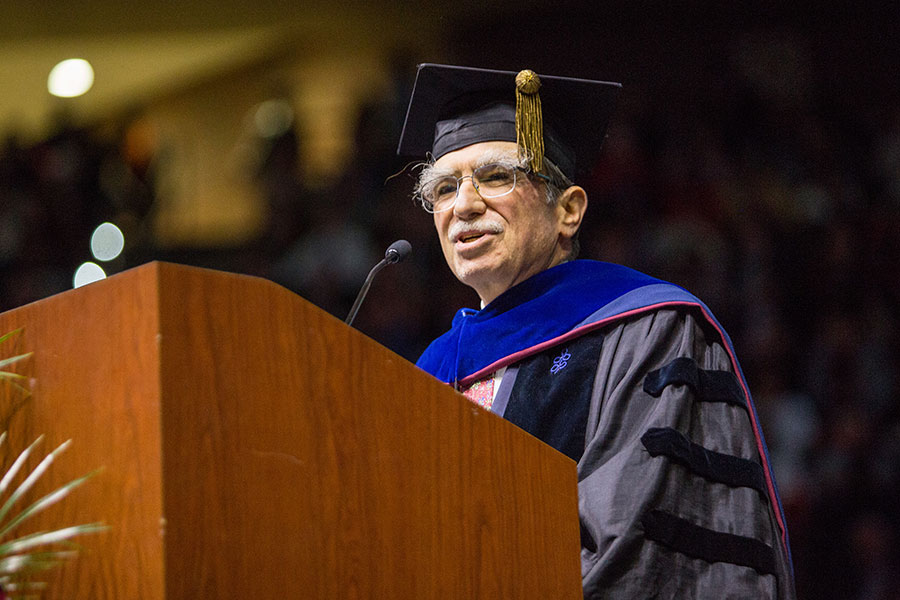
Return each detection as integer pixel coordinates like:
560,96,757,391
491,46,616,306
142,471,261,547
418,162,550,213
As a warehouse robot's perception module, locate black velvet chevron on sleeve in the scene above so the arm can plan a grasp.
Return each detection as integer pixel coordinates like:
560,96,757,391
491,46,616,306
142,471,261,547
641,509,778,575
643,356,746,410
641,427,768,496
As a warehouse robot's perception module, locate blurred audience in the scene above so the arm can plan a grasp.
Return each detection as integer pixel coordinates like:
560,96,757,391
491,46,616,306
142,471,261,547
1,28,898,600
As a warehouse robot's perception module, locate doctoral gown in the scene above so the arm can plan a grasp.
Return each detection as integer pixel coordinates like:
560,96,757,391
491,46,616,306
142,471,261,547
417,260,796,600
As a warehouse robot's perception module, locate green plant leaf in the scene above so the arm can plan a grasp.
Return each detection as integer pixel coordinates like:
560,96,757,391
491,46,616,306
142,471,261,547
0,350,32,399
0,469,101,541
2,440,73,518
0,578,48,600
0,329,32,401
0,334,106,594
0,523,106,556
0,439,72,526
0,381,31,401
0,372,28,382
0,329,23,345
0,437,44,502
0,354,31,373
0,550,78,575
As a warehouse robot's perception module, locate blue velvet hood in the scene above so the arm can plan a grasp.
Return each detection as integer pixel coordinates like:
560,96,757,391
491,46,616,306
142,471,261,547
416,260,714,387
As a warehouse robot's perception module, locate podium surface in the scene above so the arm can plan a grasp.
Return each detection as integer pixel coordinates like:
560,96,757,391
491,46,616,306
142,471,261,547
0,262,581,599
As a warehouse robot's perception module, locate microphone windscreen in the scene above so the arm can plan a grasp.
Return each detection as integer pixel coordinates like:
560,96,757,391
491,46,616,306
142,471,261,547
385,239,412,263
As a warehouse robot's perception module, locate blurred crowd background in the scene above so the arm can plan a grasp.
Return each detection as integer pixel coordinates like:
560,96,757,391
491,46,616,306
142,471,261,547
2,3,899,598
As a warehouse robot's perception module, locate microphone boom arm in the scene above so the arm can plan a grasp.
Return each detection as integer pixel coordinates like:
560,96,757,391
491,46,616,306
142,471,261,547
344,239,411,327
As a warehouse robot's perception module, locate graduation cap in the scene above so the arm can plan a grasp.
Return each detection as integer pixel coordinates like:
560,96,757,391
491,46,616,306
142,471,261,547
397,63,622,179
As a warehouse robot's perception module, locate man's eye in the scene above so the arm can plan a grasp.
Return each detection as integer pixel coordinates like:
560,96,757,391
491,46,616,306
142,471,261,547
477,166,514,186
434,180,458,198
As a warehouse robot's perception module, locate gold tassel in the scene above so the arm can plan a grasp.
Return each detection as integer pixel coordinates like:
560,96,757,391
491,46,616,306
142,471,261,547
515,69,544,173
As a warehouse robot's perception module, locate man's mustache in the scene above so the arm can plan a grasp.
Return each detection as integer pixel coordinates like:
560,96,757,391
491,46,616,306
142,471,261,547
447,220,504,243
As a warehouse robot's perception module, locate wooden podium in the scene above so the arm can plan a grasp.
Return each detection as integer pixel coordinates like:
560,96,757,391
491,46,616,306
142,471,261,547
0,262,581,599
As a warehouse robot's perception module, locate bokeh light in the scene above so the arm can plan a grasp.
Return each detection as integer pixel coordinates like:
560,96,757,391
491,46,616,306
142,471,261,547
47,58,95,98
253,99,294,138
90,222,125,261
73,262,106,288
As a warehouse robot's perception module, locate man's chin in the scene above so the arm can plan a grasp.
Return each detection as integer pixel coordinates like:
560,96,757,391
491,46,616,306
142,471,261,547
453,262,501,300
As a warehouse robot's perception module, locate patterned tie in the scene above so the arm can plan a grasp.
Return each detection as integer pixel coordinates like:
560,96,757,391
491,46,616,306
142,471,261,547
462,374,494,410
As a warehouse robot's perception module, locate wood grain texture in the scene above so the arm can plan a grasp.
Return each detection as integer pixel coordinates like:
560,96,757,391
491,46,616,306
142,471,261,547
0,264,165,600
0,262,582,599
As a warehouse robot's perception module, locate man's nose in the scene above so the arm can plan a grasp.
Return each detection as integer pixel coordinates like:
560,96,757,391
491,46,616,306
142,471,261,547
453,177,485,218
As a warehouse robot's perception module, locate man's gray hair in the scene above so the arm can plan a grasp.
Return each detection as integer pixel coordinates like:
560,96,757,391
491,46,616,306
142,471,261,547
539,155,574,206
542,158,581,261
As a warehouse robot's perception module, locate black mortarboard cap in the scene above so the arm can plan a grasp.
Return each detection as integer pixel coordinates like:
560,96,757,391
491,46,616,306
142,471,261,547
397,63,622,179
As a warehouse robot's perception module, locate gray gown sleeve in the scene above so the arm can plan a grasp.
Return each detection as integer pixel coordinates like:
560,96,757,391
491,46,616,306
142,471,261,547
578,309,795,599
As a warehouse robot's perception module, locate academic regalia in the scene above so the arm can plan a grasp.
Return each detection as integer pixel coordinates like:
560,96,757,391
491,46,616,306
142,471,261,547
417,260,796,599
399,64,797,599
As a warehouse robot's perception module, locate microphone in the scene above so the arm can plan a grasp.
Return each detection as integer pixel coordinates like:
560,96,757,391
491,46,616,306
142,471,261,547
344,240,412,327
384,239,412,264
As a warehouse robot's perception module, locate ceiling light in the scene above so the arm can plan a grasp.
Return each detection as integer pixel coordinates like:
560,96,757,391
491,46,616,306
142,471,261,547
48,58,95,98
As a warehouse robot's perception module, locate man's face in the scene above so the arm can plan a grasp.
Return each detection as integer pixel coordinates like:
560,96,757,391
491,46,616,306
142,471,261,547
430,141,569,305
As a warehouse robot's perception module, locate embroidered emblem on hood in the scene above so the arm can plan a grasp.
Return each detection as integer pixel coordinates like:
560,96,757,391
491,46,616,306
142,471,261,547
550,349,571,374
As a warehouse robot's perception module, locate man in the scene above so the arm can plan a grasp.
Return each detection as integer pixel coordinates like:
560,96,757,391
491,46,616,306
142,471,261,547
397,64,796,599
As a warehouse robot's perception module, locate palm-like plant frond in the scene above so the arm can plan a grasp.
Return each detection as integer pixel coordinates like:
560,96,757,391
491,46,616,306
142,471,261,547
0,330,32,402
0,435,105,598
0,332,104,598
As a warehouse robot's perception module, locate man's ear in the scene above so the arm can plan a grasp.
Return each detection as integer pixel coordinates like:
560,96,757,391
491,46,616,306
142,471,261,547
556,185,588,239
